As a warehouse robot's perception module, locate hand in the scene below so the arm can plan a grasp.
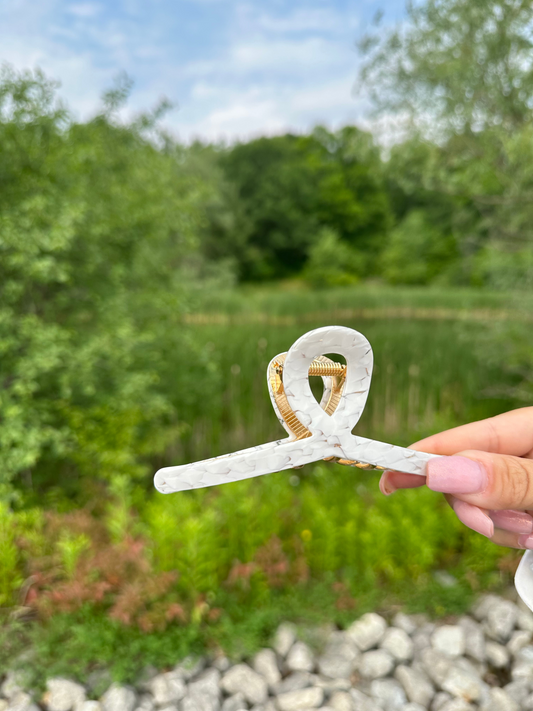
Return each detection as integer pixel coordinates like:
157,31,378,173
379,407,533,549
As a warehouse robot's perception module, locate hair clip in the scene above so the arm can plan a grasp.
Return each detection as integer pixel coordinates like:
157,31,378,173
154,325,441,494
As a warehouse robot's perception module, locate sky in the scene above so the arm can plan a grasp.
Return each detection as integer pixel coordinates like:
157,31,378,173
0,0,406,143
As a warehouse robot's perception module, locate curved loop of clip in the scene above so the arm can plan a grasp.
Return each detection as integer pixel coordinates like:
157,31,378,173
154,326,440,494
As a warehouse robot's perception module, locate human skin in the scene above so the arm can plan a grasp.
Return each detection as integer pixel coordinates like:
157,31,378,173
378,407,533,549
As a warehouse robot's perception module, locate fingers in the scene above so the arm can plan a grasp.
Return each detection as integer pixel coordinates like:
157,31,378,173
379,470,425,495
447,496,529,548
410,407,533,459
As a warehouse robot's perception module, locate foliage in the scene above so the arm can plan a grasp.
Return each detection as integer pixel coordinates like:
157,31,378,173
303,228,363,288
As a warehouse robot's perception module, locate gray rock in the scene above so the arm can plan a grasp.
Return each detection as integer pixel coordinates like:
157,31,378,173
431,626,465,659
100,685,136,711
273,624,297,658
253,649,281,686
485,641,509,668
481,688,519,711
317,632,359,679
503,680,530,705
275,687,324,711
313,677,350,693
6,692,39,711
149,673,187,706
438,701,474,711
0,700,8,711
471,595,501,622
412,629,432,656
347,613,387,651
394,665,434,707
431,692,452,711
44,678,87,711
441,667,484,704
221,694,247,711
80,704,102,711
271,673,312,695
347,689,381,711
286,642,314,673
133,696,154,711
380,628,413,662
517,608,533,633
402,705,427,711
328,691,353,711
419,648,453,687
189,669,220,701
221,665,268,706
458,617,485,663
159,706,179,711
249,703,276,711
213,657,231,673
180,693,217,711
485,599,518,642
392,613,417,636
507,629,531,655
175,657,205,681
511,644,533,682
523,692,533,710
358,649,395,679
369,678,406,710
1,672,24,701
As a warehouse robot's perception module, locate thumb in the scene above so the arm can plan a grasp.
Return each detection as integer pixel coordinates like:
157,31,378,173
427,452,533,511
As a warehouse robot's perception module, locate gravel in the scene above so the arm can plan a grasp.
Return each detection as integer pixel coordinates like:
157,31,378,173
4,591,533,711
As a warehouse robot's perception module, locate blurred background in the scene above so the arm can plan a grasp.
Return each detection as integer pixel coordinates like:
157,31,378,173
1,0,533,685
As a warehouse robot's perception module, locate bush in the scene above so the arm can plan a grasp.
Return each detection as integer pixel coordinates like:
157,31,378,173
304,228,364,288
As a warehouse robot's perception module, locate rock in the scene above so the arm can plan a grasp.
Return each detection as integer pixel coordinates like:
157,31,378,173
43,678,87,711
471,595,501,622
481,688,519,711
412,629,432,655
485,599,518,642
275,687,323,711
358,649,395,679
181,694,217,711
347,613,387,651
419,648,453,687
503,680,530,705
402,705,427,711
100,685,136,711
517,608,533,633
317,632,359,679
286,642,314,673
431,692,452,711
188,669,220,701
86,671,113,698
511,644,533,681
1,672,24,701
0,700,8,711
438,701,474,711
507,629,531,655
380,628,413,662
392,613,417,636
458,617,485,663
6,692,40,711
369,678,406,710
431,626,465,659
394,665,434,707
313,677,350,693
80,704,102,711
328,691,353,711
249,703,276,711
347,689,381,711
273,624,297,658
523,692,533,710
213,657,231,673
271,673,312,695
133,696,154,711
149,672,187,706
485,641,509,668
253,649,281,686
221,694,247,711
175,657,205,681
441,667,484,704
221,665,268,706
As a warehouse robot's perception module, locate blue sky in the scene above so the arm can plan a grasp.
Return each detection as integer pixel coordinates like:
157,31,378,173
1,0,406,142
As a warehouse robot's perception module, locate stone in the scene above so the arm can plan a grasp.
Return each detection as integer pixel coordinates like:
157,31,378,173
81,704,102,711
286,642,314,673
100,685,136,711
212,657,231,673
347,689,381,711
134,697,154,711
419,648,453,687
271,673,312,695
485,641,509,668
503,680,530,706
347,613,387,651
328,691,353,711
253,649,281,686
181,694,217,711
524,692,533,710
438,701,474,711
6,692,40,711
369,678,406,710
481,688,519,711
317,632,359,679
313,677,350,693
275,687,324,711
380,627,413,662
1,672,24,701
188,669,220,701
507,629,531,655
485,599,518,642
441,667,484,704
511,644,533,681
458,617,485,663
431,692,452,711
392,613,417,636
412,629,432,656
44,678,87,711
358,649,394,679
394,665,434,707
174,657,206,680
471,595,501,622
431,626,466,659
0,700,8,711
221,694,247,711
221,665,268,706
149,672,187,706
273,624,297,658
517,608,533,633
403,705,427,711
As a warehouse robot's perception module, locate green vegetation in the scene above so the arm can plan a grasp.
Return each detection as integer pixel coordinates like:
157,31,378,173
2,0,533,687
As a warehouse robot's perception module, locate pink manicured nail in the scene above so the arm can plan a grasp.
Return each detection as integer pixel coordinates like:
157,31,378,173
519,534,533,550
490,510,533,535
427,456,488,494
453,500,494,538
379,471,396,496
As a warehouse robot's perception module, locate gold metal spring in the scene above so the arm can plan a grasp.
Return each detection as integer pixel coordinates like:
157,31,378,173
274,359,346,377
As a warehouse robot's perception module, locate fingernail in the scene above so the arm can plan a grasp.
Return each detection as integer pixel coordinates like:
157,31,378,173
453,500,494,538
427,456,488,494
490,510,533,535
518,534,533,550
379,471,396,496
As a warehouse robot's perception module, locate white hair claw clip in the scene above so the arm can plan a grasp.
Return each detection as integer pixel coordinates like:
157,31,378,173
154,325,441,494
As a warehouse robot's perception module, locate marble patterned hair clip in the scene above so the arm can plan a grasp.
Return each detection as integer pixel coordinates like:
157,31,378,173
154,325,442,494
